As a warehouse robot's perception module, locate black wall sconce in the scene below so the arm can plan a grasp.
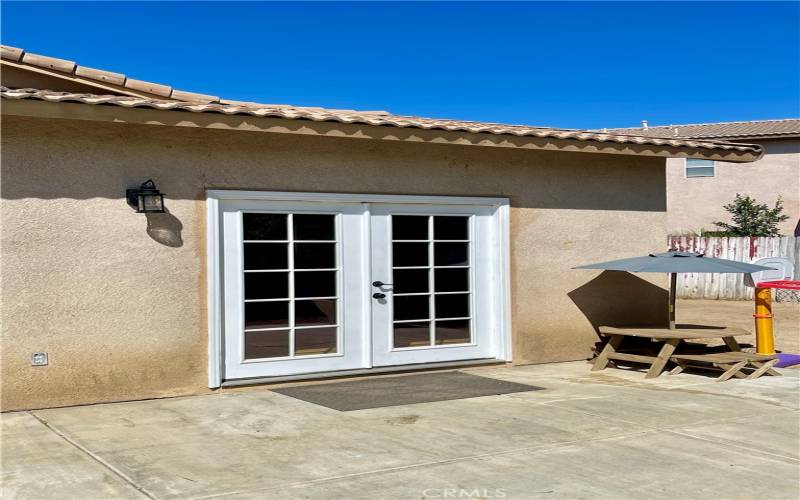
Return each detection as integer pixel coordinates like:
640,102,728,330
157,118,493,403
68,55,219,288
127,179,165,213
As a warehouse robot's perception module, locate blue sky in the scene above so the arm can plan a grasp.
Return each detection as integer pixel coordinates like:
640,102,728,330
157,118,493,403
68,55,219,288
2,1,798,129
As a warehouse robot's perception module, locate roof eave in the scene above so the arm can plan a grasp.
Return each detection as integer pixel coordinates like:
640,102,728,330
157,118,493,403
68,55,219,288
1,98,763,163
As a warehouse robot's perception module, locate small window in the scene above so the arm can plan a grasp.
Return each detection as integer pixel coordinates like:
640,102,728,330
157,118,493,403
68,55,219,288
685,159,715,178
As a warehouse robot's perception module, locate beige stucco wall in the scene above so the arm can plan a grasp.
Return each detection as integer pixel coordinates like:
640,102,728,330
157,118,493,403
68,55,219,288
1,115,668,411
666,139,800,236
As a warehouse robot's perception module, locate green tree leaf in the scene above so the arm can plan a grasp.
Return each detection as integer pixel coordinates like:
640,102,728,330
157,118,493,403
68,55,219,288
712,194,789,236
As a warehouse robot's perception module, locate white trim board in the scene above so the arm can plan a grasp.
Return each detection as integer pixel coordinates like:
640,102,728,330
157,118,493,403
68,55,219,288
207,189,509,206
206,189,512,388
206,195,222,388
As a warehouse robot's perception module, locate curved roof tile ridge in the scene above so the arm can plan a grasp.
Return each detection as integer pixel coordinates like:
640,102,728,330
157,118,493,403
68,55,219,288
1,87,763,158
0,44,767,158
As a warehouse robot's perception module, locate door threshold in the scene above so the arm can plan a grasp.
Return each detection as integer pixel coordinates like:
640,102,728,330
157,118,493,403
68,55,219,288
220,358,505,387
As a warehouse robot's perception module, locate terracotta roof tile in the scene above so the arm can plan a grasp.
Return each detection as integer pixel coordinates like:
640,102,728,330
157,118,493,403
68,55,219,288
0,45,24,62
121,78,171,98
605,119,800,140
0,44,218,103
170,89,219,104
74,66,126,86
21,52,76,73
1,87,763,159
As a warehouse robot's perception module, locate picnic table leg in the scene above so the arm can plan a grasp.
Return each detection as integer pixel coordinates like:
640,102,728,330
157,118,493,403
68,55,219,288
722,336,742,352
645,338,680,379
716,361,748,382
747,359,781,379
669,359,687,375
592,335,623,372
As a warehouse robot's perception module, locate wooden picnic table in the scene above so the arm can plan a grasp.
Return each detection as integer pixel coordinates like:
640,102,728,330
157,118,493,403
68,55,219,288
593,325,750,379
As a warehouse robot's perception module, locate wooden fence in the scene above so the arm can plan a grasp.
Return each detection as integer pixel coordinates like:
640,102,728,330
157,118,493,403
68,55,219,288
667,236,800,301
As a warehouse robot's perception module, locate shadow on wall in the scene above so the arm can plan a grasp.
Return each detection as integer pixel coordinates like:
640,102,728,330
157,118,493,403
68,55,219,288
145,210,183,247
1,117,667,212
568,271,668,347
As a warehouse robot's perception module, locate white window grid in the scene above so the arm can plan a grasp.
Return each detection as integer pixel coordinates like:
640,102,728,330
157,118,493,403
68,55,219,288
241,212,341,360
390,215,474,349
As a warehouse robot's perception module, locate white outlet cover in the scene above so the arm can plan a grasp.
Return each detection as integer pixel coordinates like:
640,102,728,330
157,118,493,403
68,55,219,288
30,352,48,366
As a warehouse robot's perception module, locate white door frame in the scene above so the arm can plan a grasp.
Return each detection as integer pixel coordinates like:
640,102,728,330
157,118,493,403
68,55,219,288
206,190,511,388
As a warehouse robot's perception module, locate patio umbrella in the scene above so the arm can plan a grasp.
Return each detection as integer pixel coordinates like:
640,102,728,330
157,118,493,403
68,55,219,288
575,251,774,329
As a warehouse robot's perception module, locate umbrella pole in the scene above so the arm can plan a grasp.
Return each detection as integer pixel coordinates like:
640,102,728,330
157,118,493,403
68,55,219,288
668,272,677,330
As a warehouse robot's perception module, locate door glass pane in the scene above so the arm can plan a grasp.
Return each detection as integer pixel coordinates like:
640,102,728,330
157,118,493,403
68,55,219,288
394,322,431,348
241,211,340,361
295,243,336,269
435,293,469,319
394,295,429,321
434,268,469,292
393,269,429,294
434,216,468,240
244,243,288,270
434,243,468,266
388,212,474,351
295,271,336,298
393,243,429,267
243,213,287,240
295,299,336,326
392,215,429,240
295,327,337,355
294,214,335,240
245,272,288,300
435,320,470,345
245,301,290,329
245,330,290,359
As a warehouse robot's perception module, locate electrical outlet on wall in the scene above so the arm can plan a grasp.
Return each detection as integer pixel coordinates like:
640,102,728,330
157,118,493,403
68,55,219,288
30,352,48,366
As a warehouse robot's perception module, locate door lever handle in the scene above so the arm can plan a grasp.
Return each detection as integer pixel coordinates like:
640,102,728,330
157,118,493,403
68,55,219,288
372,281,393,287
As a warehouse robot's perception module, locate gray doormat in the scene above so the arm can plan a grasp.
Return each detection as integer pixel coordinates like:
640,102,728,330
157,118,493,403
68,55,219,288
271,371,544,411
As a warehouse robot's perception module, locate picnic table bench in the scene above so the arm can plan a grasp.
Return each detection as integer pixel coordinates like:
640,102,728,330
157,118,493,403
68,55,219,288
670,352,780,381
593,325,752,379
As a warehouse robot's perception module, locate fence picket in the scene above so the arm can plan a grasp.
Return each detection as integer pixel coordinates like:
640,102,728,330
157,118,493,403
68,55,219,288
667,236,799,301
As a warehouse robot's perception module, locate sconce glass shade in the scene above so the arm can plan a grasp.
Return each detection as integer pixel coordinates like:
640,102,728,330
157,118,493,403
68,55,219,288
127,180,165,213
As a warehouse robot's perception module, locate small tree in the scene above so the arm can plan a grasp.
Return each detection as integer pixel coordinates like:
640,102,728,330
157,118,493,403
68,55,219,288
712,194,789,237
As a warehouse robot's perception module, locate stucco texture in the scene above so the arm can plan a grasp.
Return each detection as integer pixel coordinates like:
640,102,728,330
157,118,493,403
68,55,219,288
1,116,668,411
666,139,800,236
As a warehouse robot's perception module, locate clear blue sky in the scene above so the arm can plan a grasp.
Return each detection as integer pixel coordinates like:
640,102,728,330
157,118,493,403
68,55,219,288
2,1,798,129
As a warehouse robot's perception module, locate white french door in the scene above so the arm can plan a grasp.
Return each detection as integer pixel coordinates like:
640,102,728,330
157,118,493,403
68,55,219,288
370,204,500,366
220,200,369,379
212,192,509,384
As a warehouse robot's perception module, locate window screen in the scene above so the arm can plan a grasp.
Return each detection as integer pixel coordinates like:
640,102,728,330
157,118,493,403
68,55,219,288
686,159,715,178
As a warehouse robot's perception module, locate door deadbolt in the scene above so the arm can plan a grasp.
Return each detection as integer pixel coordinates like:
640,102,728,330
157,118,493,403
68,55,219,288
372,293,386,299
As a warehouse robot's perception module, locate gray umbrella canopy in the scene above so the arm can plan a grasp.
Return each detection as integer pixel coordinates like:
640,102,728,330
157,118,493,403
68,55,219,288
575,251,775,329
575,251,773,274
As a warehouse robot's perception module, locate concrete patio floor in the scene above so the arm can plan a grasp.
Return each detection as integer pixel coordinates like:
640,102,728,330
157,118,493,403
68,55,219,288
3,361,799,500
